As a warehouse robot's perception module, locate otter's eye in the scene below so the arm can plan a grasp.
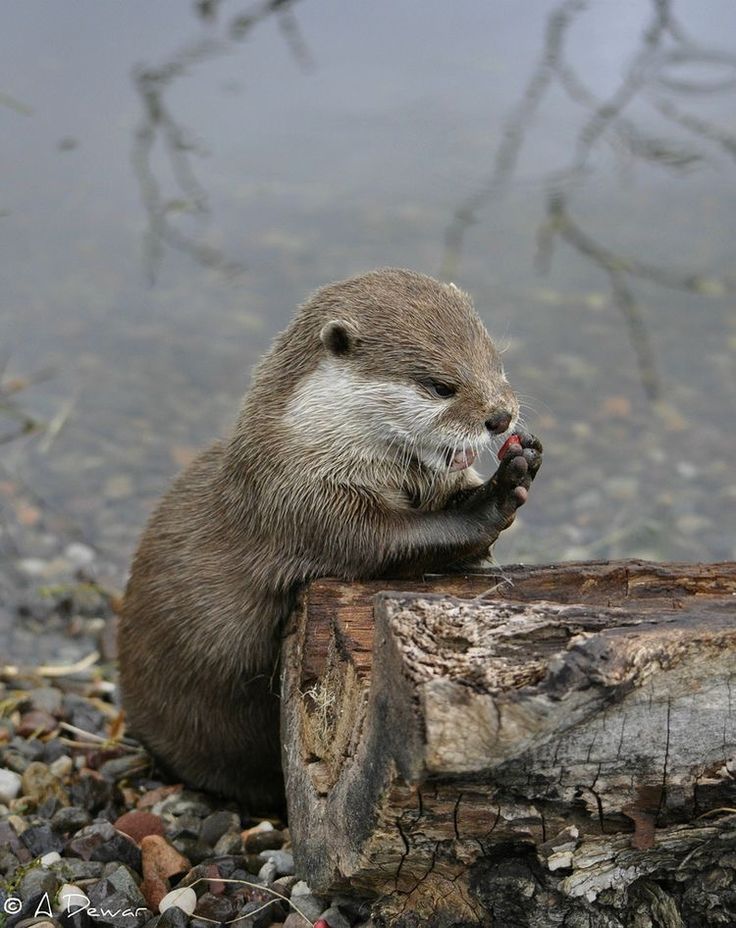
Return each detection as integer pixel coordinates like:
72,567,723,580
425,379,456,399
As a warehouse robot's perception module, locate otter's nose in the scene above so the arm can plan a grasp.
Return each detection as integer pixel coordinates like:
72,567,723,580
485,411,512,435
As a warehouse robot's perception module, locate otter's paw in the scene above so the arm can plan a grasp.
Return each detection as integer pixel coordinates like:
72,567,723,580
470,431,543,533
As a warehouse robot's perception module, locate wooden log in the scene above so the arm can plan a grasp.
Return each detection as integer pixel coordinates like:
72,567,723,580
281,560,736,927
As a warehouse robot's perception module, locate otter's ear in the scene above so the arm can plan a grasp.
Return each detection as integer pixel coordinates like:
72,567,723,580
320,320,359,357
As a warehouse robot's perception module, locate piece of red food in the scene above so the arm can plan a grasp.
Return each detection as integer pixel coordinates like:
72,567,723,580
497,434,522,461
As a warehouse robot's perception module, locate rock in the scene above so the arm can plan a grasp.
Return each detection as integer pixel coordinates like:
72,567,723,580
257,849,294,876
41,740,68,765
51,858,104,881
115,811,166,844
258,859,278,884
40,851,62,866
69,772,121,815
59,882,87,912
20,823,64,856
158,887,197,916
319,910,351,928
289,893,326,923
86,879,151,928
195,893,235,922
20,763,68,807
238,899,275,928
140,835,190,881
25,687,63,716
104,865,146,905
65,543,96,567
140,876,169,913
243,828,284,852
284,915,311,928
51,805,91,833
162,795,212,818
157,905,190,928
0,768,23,804
166,814,201,840
17,710,58,738
17,867,59,902
63,694,105,735
169,836,212,865
212,831,243,856
65,822,141,872
49,755,73,779
0,850,21,874
290,881,311,897
199,810,240,847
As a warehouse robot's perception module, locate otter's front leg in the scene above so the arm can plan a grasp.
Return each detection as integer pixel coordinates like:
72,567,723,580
448,431,543,541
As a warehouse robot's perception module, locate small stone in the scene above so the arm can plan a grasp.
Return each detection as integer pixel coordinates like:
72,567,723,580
195,893,235,922
115,811,166,844
140,876,169,913
284,916,311,928
21,823,64,856
26,688,63,716
17,867,59,901
0,768,22,804
141,835,190,881
40,851,62,866
319,908,351,928
258,859,278,884
258,849,294,876
17,710,58,738
49,756,73,779
20,762,68,807
51,805,91,833
65,543,96,567
86,880,151,928
69,772,121,815
51,858,104,881
59,883,87,912
158,887,197,916
65,822,141,872
103,865,146,904
212,831,243,856
289,893,324,923
157,905,190,928
290,881,311,897
243,828,284,852
169,836,212,865
238,899,276,928
199,810,240,847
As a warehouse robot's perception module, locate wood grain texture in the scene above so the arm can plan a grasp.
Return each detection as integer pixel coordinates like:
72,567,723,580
281,560,736,927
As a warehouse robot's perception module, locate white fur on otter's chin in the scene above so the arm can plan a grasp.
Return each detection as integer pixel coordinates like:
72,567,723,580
283,359,485,479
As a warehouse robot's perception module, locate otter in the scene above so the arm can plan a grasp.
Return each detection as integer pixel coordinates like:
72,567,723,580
118,268,542,810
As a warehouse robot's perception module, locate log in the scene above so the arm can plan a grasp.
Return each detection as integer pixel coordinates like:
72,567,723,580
280,560,736,927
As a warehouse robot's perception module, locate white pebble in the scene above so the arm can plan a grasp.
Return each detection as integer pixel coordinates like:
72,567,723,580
49,755,73,779
59,884,88,912
64,542,96,566
252,820,274,832
159,887,197,916
17,558,47,577
0,768,22,804
291,881,311,897
40,851,62,866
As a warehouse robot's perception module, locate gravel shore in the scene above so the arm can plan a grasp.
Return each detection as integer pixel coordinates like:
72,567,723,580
0,587,373,928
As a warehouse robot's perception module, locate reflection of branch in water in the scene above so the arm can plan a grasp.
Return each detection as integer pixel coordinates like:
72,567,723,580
440,0,588,281
441,0,736,400
132,0,309,282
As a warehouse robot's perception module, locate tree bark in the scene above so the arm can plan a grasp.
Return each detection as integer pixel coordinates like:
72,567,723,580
281,560,736,927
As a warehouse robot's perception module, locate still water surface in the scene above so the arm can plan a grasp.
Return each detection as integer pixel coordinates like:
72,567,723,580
2,1,736,615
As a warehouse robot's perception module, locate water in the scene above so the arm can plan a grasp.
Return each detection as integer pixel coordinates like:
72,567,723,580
2,1,736,631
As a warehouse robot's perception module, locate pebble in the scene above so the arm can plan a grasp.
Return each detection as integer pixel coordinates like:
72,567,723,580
140,834,191,881
59,883,86,912
199,809,240,847
258,849,295,876
17,710,58,738
258,858,278,884
157,905,191,928
21,823,65,856
64,542,96,567
51,805,91,833
20,762,68,806
40,851,62,866
158,886,197,916
49,755,73,779
319,907,352,928
195,892,235,922
289,892,325,923
0,767,23,803
114,811,166,844
27,687,64,716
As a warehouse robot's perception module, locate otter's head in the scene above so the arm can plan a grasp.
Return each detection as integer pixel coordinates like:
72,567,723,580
285,268,519,473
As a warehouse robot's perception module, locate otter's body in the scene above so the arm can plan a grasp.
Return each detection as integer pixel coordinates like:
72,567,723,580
119,269,541,809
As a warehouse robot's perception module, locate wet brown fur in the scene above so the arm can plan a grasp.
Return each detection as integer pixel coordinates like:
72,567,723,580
118,269,528,810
